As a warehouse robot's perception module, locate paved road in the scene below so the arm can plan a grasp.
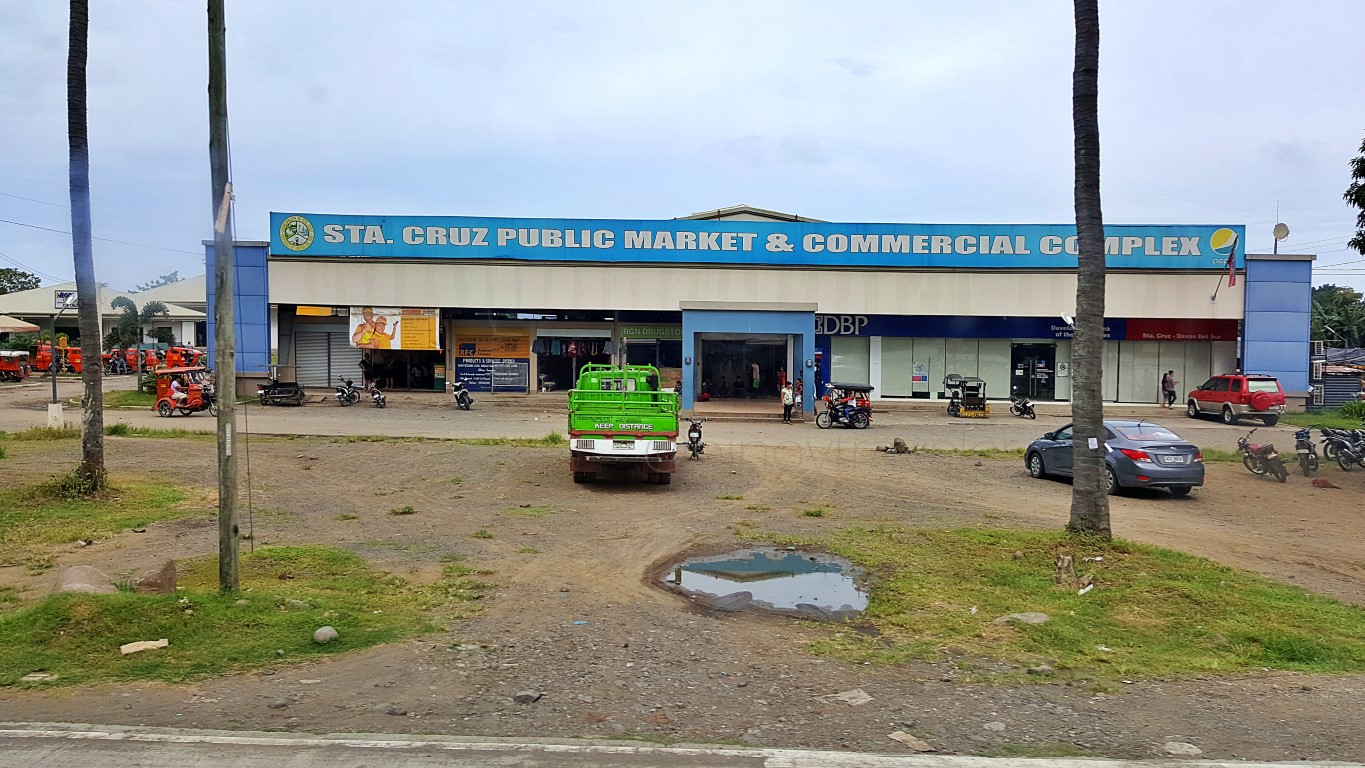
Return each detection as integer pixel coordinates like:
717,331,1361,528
1,725,1350,768
1,376,1296,454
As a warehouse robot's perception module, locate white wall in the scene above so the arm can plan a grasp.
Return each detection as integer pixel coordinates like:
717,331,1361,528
269,260,1243,320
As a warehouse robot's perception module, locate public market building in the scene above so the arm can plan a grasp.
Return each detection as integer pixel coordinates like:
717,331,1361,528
207,205,1313,412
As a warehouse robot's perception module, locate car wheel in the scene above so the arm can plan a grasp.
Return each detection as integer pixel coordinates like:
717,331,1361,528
1221,406,1237,425
1026,452,1046,479
1262,416,1279,427
1169,485,1192,497
1105,465,1119,495
1186,400,1199,418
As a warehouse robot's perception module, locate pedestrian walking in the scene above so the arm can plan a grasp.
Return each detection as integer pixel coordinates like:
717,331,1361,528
780,382,795,423
1161,370,1178,408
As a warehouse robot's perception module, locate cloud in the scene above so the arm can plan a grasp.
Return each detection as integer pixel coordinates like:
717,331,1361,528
828,56,877,77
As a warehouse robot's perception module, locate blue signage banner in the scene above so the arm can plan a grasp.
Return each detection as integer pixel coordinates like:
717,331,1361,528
815,314,1126,340
272,212,1245,270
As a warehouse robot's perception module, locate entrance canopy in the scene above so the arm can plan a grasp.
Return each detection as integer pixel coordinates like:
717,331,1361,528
0,314,39,333
679,301,816,414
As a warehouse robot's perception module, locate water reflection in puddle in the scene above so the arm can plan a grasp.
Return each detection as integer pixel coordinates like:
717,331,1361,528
662,547,867,619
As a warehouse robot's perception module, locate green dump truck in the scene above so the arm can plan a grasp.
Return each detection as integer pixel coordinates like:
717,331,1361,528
567,363,680,484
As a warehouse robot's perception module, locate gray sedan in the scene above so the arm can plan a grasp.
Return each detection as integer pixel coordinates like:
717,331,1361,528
1024,419,1204,497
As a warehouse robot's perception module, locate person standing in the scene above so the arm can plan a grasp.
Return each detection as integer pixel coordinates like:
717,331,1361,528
751,361,760,397
780,381,795,423
1161,370,1177,408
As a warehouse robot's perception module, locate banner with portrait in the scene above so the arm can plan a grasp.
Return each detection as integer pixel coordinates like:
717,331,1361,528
349,307,439,351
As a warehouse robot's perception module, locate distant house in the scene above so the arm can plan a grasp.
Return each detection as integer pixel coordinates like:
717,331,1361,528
0,281,204,346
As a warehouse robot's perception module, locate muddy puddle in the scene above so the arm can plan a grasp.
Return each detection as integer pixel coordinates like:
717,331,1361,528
662,547,867,620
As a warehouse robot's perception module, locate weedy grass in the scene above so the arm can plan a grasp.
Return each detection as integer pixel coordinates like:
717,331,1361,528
1198,448,1242,463
11,426,80,441
101,390,155,408
0,477,207,566
103,424,214,439
0,545,490,687
715,494,744,501
1281,410,1364,430
471,529,494,539
742,526,1365,682
388,506,416,516
454,435,567,448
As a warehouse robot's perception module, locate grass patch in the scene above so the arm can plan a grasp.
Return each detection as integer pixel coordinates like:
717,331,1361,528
0,545,490,686
745,504,771,512
923,447,1026,460
334,514,358,521
103,424,214,439
763,527,1365,682
12,425,80,441
0,477,205,565
504,505,554,518
1199,448,1242,463
802,507,829,517
388,506,416,516
0,444,6,460
449,476,464,485
516,547,541,554
471,529,493,539
715,494,744,501
453,436,566,448
1280,410,1364,430
101,390,155,408
544,431,565,445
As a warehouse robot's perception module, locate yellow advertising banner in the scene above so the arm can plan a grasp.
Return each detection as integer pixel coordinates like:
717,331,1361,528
455,332,531,358
350,307,440,351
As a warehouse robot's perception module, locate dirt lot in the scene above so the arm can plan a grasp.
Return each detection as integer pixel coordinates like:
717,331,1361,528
2,383,1365,760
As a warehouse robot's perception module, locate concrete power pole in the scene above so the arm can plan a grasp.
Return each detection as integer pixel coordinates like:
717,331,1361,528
208,0,238,592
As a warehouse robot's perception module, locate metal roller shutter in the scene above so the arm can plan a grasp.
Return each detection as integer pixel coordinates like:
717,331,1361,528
296,332,331,387
329,333,363,387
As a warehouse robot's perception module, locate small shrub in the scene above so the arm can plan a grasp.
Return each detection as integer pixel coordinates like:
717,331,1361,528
449,476,464,485
715,494,744,500
37,469,107,500
471,529,493,539
803,507,828,518
1342,401,1365,420
0,445,6,460
388,506,416,516
104,423,131,436
544,431,565,445
334,514,358,521
745,504,771,511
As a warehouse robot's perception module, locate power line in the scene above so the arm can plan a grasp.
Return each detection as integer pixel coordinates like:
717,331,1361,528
0,248,71,283
0,191,67,208
0,217,202,256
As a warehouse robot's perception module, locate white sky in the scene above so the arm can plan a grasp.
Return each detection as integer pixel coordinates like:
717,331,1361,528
2,2,1363,290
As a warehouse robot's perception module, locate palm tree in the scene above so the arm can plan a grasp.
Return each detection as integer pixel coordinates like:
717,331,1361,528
68,0,105,492
1067,0,1109,538
110,296,170,346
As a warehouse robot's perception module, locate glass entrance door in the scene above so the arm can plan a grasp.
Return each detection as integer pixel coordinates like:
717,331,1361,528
1011,343,1057,400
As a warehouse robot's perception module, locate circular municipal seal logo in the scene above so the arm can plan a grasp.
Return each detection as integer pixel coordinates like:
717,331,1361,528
279,215,314,251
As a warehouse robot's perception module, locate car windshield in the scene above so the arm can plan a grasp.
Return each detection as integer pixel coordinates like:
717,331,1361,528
1113,425,1182,442
1248,379,1279,393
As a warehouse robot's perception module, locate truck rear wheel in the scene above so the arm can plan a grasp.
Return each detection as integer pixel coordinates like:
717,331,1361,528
651,472,672,485
572,472,591,484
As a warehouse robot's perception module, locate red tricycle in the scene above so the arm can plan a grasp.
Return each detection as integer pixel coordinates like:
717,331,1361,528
153,366,218,417
0,350,32,381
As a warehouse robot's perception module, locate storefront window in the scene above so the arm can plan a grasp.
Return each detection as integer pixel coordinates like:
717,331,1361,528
830,336,870,385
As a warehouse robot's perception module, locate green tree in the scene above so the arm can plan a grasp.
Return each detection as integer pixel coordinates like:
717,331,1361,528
1347,135,1365,257
134,270,181,293
1311,284,1365,347
110,296,170,346
68,0,105,492
0,268,40,295
1067,0,1110,539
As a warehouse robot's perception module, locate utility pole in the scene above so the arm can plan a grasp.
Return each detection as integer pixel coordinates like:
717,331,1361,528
208,0,238,592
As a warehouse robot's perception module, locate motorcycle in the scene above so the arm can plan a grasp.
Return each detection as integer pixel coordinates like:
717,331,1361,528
1319,425,1365,462
685,417,707,460
257,376,306,406
816,384,873,429
1008,392,1036,419
368,383,387,408
1237,427,1287,482
450,378,474,410
334,376,361,406
1293,428,1319,476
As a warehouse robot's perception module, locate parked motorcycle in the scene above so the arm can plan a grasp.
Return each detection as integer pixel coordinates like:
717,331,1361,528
450,378,473,410
368,383,387,408
1237,428,1287,482
1319,425,1365,462
1293,428,1319,476
1008,392,1036,419
257,377,306,406
334,376,361,406
685,417,707,460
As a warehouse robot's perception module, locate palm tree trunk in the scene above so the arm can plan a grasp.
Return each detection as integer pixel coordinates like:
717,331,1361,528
1068,0,1109,538
68,0,105,491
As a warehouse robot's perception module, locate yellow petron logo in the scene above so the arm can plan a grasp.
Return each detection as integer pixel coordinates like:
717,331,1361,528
1209,227,1238,258
279,215,314,251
